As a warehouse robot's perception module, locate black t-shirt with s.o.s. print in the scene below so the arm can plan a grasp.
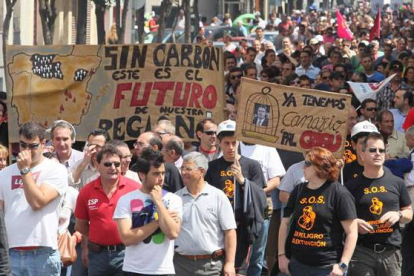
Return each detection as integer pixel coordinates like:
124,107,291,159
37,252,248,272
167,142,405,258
283,181,357,266
345,170,411,247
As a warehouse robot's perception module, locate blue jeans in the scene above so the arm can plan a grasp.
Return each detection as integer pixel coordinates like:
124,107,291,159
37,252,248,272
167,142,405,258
289,258,335,276
247,218,270,276
70,243,87,276
9,247,61,276
88,249,124,276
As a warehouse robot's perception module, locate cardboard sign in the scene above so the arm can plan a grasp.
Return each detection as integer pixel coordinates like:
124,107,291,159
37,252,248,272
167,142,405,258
235,78,351,158
5,44,225,142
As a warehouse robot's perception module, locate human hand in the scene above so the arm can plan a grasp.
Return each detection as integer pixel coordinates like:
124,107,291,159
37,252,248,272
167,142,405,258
329,263,345,276
231,156,245,184
81,247,89,267
380,211,400,227
17,150,32,170
356,218,374,234
278,254,291,275
150,185,163,204
168,210,180,224
223,261,236,276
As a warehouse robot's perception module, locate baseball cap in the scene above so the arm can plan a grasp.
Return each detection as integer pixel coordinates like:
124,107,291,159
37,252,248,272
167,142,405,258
315,35,324,42
217,120,236,136
351,121,378,138
310,38,319,45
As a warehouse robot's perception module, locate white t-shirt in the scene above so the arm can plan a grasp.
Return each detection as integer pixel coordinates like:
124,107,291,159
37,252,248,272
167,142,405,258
240,143,286,183
113,189,183,274
58,186,79,234
0,158,68,248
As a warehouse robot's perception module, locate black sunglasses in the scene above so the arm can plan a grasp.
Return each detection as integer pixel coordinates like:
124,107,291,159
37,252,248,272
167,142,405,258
103,162,121,168
304,160,313,167
203,131,217,136
366,107,378,112
230,74,242,80
368,148,385,154
20,142,40,149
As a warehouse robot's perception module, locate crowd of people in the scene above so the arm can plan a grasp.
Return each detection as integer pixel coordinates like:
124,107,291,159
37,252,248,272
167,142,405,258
3,2,414,276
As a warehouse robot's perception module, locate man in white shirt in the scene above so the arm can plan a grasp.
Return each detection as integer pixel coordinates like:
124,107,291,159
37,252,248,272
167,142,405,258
174,152,237,275
0,122,68,276
114,148,182,275
50,120,84,170
295,49,320,80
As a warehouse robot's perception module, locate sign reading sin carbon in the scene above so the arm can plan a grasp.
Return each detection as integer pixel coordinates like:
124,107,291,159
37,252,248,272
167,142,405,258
235,78,351,158
5,44,225,142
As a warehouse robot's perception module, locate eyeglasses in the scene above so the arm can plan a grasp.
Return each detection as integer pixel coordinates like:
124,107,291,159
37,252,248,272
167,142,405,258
368,147,385,154
103,161,121,168
304,160,313,167
180,166,199,172
322,76,330,80
203,131,217,136
230,74,242,80
366,107,378,112
20,142,40,149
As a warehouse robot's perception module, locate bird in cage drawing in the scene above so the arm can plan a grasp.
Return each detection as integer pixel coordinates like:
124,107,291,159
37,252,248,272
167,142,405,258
242,86,280,143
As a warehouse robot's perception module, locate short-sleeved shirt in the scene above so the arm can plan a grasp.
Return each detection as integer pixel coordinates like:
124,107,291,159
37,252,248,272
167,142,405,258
345,170,411,246
75,175,140,245
284,181,357,266
343,160,364,184
0,158,68,248
174,183,236,255
240,143,286,209
205,156,266,206
278,161,306,195
113,189,182,274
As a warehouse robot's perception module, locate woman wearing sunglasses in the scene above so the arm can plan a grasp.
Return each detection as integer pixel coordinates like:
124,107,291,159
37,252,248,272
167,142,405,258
278,147,358,276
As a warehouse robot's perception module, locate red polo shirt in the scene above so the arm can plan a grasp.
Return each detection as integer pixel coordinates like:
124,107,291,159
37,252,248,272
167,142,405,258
75,175,140,245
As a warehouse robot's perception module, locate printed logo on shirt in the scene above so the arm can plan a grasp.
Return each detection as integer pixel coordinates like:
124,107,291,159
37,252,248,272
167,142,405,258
369,197,383,215
11,172,41,190
88,198,99,210
298,206,316,230
130,195,169,245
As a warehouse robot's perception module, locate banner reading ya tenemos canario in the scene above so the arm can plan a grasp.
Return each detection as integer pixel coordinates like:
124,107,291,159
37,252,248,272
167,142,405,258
236,78,351,158
5,44,225,142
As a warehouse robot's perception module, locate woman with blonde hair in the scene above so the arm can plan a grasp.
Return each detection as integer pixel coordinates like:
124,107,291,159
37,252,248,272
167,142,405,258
278,147,358,276
106,23,119,44
0,144,8,171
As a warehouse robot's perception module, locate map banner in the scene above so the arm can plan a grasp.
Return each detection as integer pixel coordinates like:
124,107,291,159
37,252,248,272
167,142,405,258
235,78,351,158
5,44,225,142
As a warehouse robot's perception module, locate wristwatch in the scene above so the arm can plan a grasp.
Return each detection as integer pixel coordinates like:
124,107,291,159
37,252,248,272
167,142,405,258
339,262,348,271
20,168,30,175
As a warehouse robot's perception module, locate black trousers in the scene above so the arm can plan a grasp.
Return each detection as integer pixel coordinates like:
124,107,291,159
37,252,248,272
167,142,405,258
402,223,414,276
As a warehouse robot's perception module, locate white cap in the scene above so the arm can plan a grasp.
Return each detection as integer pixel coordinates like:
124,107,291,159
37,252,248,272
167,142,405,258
315,35,324,42
217,120,236,136
351,121,378,138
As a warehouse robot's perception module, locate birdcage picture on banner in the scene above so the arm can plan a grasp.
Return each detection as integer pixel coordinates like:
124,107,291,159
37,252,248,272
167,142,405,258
242,86,279,142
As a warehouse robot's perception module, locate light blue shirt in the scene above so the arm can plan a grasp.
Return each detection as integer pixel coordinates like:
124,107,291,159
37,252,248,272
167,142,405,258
390,108,406,133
